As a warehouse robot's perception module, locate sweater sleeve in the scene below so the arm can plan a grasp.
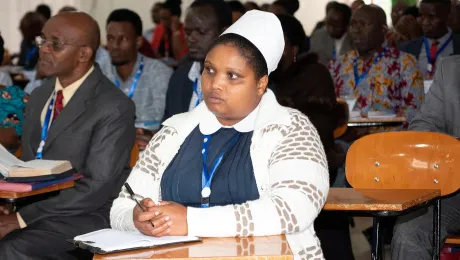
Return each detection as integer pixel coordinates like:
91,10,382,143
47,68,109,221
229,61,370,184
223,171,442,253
187,110,330,237
110,126,177,231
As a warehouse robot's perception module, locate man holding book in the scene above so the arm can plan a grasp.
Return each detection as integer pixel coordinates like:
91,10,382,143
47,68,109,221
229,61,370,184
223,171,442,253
0,12,136,260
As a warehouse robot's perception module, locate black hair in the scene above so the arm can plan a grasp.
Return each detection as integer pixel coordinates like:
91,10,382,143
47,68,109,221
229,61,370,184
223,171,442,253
329,2,352,25
36,4,51,20
421,0,451,6
227,1,246,14
326,1,338,13
273,0,299,15
163,0,183,17
190,0,232,31
276,14,306,50
245,2,260,10
209,33,268,79
107,9,143,36
402,6,420,17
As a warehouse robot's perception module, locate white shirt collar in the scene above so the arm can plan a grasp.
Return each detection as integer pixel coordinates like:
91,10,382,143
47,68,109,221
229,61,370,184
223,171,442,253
199,104,260,135
188,61,201,81
334,33,347,54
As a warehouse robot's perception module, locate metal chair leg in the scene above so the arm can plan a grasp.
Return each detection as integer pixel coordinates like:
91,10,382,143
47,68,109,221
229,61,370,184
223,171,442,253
371,217,383,260
432,198,441,260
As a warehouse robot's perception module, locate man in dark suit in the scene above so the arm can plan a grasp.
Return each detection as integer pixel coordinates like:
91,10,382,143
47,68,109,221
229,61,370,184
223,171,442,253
162,0,232,122
0,12,136,260
310,2,353,65
399,0,460,80
392,55,460,260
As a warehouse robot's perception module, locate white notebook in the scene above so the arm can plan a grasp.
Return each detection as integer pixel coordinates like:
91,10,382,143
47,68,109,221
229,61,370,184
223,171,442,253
72,229,201,254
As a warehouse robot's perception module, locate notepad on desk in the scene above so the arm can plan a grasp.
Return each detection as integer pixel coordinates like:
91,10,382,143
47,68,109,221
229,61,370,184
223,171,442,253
71,229,201,254
0,144,72,179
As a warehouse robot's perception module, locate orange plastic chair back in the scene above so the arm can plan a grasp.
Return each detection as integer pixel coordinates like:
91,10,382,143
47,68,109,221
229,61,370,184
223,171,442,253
346,131,460,196
130,144,139,168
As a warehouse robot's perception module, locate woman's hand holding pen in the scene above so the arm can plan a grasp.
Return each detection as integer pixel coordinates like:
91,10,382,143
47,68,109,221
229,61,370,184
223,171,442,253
133,199,188,237
150,202,188,236
133,198,172,237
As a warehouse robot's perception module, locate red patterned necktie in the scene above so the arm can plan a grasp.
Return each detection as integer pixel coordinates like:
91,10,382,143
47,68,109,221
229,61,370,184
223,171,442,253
430,41,439,64
53,90,64,121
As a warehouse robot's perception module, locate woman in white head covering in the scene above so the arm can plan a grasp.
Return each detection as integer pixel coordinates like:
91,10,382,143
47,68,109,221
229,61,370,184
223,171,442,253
110,10,329,259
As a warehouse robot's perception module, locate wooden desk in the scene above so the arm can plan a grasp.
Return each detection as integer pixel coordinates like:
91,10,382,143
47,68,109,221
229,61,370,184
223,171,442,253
348,116,406,127
324,188,441,260
0,180,75,202
93,236,293,260
324,188,440,212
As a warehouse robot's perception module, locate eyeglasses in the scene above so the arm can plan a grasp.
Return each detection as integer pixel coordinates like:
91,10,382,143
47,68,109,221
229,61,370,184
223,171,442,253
35,35,86,51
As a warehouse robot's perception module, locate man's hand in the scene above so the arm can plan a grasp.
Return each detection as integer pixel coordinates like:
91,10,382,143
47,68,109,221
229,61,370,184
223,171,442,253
0,214,20,238
0,203,14,215
135,128,153,151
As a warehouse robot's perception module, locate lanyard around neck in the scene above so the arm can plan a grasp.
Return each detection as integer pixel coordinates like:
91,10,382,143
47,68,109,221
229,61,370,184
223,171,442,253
423,34,453,73
113,56,144,99
200,133,241,208
353,47,388,89
192,79,202,108
36,91,57,159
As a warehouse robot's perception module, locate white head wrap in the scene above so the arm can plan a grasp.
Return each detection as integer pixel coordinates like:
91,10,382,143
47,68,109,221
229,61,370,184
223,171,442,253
221,10,285,74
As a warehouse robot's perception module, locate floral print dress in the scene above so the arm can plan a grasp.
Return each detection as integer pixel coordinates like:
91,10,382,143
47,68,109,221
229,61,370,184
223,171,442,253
0,85,28,136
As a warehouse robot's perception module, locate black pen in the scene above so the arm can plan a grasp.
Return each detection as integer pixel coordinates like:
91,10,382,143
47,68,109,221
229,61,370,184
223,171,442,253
124,183,155,228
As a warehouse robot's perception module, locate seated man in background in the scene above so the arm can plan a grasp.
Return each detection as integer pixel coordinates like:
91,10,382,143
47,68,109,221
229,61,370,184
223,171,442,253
0,12,136,260
17,12,45,69
399,0,460,80
391,55,460,260
329,4,424,124
310,2,353,65
162,0,232,121
101,9,172,148
227,0,246,22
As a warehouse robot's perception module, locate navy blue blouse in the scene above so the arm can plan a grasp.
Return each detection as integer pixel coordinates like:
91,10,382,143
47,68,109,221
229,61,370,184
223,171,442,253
161,126,259,207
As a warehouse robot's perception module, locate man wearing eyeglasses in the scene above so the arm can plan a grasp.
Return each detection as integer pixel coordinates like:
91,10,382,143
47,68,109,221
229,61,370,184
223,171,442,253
0,12,136,260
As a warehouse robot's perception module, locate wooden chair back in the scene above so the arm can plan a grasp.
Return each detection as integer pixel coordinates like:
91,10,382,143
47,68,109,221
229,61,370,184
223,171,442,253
346,131,460,196
130,144,140,168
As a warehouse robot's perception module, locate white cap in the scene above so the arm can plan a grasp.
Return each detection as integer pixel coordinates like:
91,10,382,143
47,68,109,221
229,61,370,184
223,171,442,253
221,10,285,74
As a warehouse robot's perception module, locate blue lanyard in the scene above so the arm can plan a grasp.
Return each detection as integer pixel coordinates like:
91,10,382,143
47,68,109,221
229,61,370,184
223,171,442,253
25,46,38,68
192,79,202,108
113,56,144,99
200,133,241,208
36,91,57,159
423,34,452,72
333,47,337,60
353,47,387,88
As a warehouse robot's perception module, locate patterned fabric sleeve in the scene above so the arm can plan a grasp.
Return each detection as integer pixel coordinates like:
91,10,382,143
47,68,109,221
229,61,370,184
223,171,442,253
399,53,424,123
187,109,329,238
110,126,177,231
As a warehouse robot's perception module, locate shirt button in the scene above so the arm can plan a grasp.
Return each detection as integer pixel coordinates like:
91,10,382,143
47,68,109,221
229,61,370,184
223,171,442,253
261,184,268,191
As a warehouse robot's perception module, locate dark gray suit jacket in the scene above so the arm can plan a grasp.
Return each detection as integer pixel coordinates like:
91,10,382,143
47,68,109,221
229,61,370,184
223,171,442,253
409,55,460,137
310,27,353,65
19,65,136,226
399,34,460,59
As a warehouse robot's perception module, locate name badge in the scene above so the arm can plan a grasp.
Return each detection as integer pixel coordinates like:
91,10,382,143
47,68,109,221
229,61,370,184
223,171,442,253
427,63,433,73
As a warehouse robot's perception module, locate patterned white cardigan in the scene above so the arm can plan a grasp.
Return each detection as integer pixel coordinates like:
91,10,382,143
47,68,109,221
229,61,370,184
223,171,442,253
110,90,329,260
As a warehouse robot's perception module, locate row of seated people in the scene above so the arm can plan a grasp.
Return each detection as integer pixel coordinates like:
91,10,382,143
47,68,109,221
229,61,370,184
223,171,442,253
0,1,457,260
